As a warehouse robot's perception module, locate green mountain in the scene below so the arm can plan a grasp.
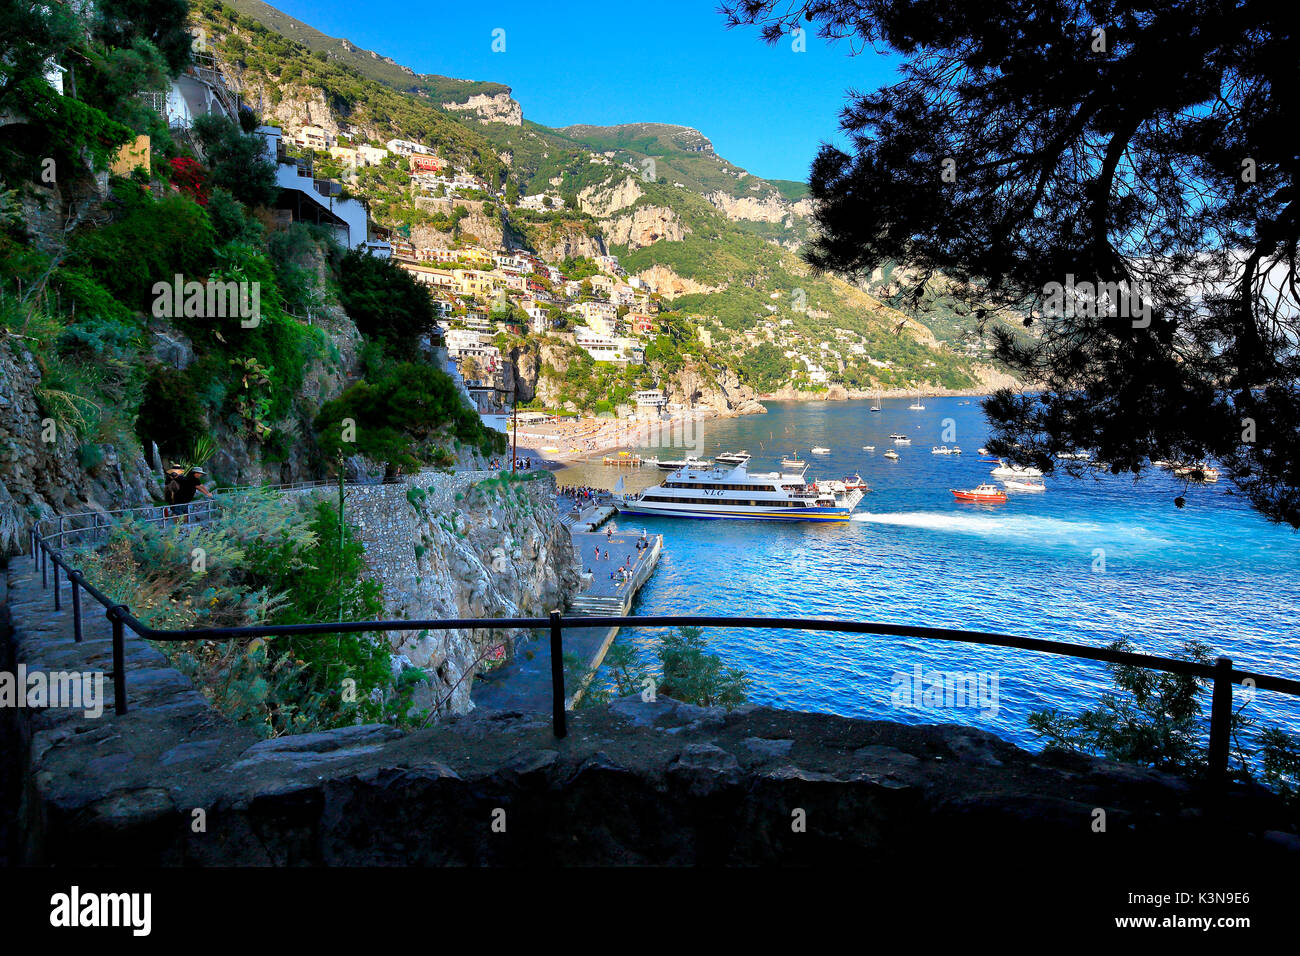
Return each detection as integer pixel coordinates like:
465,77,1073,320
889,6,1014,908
215,0,509,103
196,0,1017,393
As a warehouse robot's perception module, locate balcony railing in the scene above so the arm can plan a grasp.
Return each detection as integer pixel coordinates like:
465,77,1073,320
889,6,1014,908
26,494,1300,796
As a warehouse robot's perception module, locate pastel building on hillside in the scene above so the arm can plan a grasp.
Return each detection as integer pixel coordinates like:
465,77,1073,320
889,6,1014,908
255,126,387,254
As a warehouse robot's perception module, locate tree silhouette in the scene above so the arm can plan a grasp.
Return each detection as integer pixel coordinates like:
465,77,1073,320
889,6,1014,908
726,0,1299,526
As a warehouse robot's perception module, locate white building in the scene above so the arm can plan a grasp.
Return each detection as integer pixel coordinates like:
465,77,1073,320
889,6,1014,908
255,126,375,252
386,138,432,156
573,327,627,363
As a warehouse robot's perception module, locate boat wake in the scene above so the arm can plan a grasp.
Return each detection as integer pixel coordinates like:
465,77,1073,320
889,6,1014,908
850,510,1159,547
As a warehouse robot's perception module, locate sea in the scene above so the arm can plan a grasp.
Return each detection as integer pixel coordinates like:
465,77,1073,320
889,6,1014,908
555,397,1300,750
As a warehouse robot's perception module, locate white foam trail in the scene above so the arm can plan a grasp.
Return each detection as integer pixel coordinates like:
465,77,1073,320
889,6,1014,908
851,510,1147,545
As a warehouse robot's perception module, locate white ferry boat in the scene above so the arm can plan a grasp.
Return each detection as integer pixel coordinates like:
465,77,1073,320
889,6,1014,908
616,462,862,522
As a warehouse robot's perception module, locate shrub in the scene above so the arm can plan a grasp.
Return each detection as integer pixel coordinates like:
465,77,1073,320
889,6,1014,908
315,361,505,470
337,247,436,353
192,113,278,207
72,181,215,311
135,364,208,459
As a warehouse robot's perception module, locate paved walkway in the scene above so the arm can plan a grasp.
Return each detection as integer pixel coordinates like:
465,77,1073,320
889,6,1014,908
572,530,656,598
471,530,662,713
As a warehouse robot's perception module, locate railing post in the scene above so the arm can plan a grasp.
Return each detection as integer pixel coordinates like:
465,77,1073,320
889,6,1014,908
1208,656,1233,791
71,572,82,643
40,540,46,588
550,609,567,738
52,560,60,610
109,607,128,716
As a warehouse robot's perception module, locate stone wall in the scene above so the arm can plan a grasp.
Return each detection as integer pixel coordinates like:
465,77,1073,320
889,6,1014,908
296,470,581,716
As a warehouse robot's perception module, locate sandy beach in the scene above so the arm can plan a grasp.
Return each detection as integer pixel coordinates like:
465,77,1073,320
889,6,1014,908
509,409,717,468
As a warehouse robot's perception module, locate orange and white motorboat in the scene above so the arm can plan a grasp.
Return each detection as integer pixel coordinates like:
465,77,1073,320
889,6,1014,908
951,483,1008,503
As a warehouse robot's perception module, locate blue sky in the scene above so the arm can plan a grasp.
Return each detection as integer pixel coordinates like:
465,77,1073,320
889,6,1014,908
268,0,898,182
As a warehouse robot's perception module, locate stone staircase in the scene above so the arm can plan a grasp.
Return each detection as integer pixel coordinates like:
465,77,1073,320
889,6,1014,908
568,593,627,617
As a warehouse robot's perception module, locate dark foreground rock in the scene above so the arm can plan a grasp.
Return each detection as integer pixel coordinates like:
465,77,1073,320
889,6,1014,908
5,559,1298,867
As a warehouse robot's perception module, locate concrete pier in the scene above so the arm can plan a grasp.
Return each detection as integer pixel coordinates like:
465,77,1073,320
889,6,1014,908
471,527,662,713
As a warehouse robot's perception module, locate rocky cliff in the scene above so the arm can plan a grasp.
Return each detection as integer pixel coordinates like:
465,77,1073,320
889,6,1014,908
412,198,505,251
604,205,688,250
0,343,156,555
441,91,523,126
335,472,580,717
664,361,767,417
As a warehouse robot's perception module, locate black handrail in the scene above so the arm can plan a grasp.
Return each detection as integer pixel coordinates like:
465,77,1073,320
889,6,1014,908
25,503,1300,794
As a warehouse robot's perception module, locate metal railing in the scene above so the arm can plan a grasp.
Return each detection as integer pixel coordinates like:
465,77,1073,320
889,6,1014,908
25,501,1300,795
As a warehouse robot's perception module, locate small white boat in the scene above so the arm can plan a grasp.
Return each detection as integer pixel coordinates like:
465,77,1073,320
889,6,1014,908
990,459,1042,479
781,456,807,469
715,450,751,465
650,454,706,471
811,446,831,456
909,402,926,410
1174,464,1220,483
863,445,875,451
1001,476,1046,491
1056,451,1091,461
931,445,962,455
883,450,900,460
977,447,989,456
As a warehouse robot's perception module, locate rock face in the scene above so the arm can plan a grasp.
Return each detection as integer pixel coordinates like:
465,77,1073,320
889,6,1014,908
604,205,687,250
412,198,504,251
578,177,644,218
634,264,721,298
663,361,767,417
233,82,342,138
0,344,156,555
329,472,581,716
515,219,606,263
441,91,523,126
705,189,794,225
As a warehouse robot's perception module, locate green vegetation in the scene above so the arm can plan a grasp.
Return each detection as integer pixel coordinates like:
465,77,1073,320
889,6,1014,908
337,247,436,352
581,627,751,710
315,361,505,472
74,494,417,736
1030,638,1300,812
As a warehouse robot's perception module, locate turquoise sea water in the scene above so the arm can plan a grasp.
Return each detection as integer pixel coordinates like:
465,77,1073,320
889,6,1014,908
558,398,1300,748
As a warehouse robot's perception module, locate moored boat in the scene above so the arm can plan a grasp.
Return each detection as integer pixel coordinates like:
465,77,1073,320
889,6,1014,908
884,450,900,460
1174,463,1220,482
1000,476,1046,491
649,454,706,471
952,483,1007,503
715,450,751,465
990,459,1042,479
811,446,831,456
